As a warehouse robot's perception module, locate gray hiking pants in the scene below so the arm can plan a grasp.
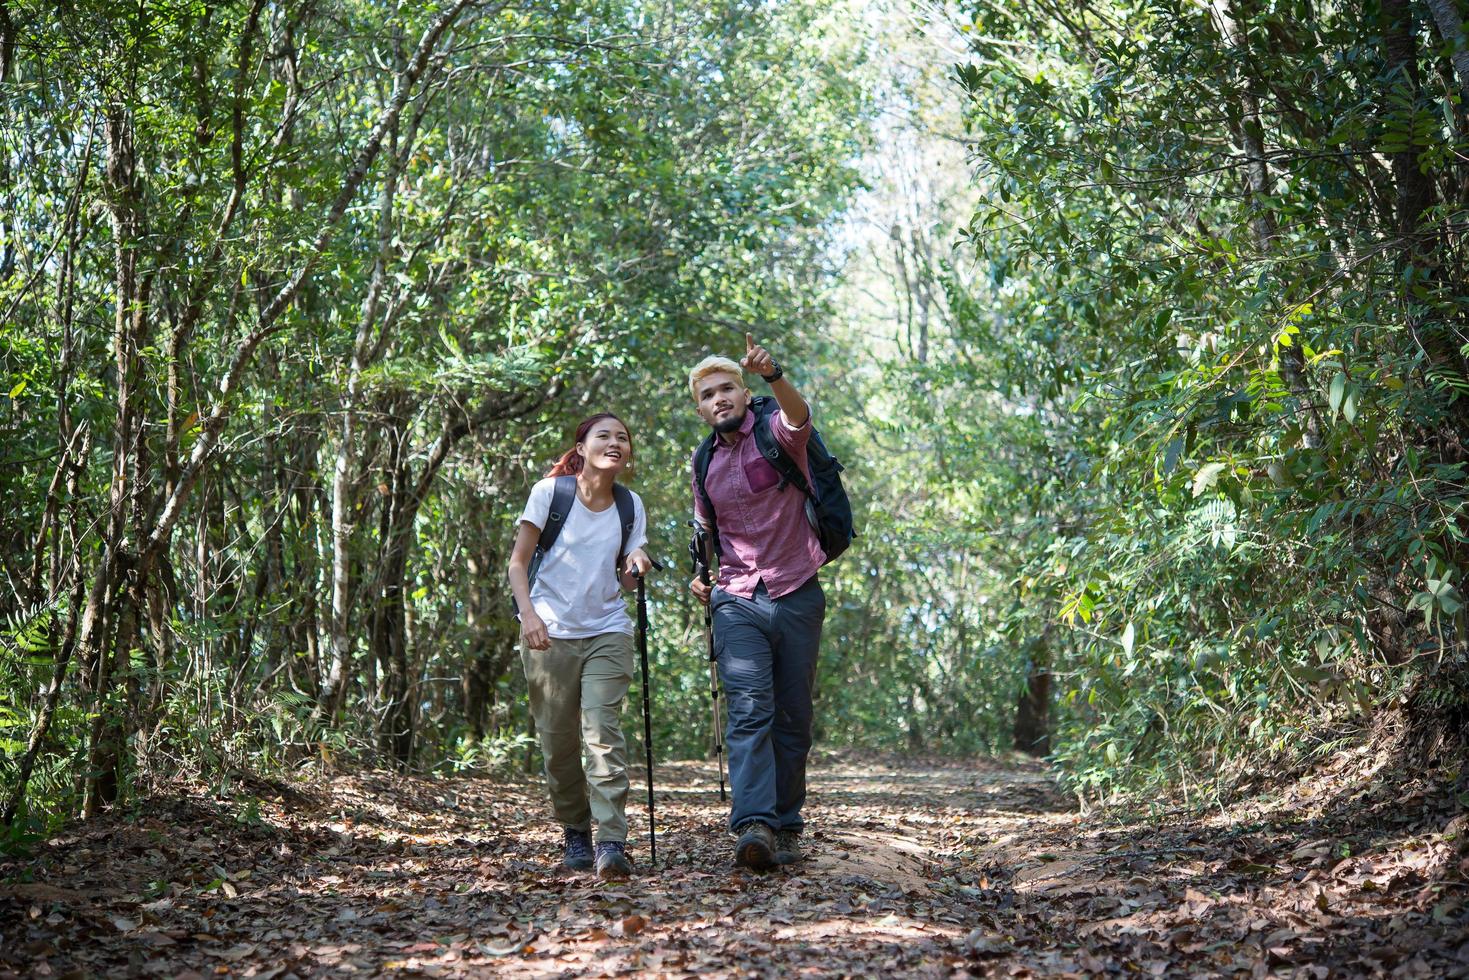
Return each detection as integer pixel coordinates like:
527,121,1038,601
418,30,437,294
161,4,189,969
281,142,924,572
712,576,825,833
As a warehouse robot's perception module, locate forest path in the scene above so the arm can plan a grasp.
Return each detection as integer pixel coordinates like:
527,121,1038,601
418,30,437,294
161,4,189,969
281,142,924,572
2,751,1465,977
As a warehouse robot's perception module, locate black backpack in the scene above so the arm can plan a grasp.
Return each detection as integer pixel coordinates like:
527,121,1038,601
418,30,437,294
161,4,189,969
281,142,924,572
693,396,854,564
512,476,636,619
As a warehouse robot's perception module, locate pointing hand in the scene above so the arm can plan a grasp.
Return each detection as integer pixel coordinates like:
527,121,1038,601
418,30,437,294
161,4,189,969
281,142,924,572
741,333,776,378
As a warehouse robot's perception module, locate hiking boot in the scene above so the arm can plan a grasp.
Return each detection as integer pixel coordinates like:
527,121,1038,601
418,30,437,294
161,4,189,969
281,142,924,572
595,841,632,879
734,821,777,871
774,828,803,865
562,827,593,871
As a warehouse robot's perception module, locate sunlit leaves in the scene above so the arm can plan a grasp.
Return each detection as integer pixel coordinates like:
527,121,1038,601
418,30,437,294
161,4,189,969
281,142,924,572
948,0,1469,795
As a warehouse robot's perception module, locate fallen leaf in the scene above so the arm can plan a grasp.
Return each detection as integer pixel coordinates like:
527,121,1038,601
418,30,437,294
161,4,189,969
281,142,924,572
616,914,649,936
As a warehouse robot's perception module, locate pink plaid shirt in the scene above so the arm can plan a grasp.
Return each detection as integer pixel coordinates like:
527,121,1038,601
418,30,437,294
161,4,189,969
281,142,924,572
692,405,824,599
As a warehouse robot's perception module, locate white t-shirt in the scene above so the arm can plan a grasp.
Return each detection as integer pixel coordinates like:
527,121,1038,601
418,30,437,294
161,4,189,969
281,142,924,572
518,478,648,638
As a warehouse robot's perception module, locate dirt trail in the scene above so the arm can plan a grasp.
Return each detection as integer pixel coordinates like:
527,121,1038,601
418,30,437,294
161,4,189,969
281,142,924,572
2,751,1465,977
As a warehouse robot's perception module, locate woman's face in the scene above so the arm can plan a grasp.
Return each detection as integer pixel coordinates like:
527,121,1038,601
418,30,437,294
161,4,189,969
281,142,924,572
577,419,632,475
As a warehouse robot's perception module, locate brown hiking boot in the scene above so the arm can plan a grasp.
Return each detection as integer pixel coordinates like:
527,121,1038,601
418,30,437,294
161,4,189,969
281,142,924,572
774,829,803,865
734,821,776,871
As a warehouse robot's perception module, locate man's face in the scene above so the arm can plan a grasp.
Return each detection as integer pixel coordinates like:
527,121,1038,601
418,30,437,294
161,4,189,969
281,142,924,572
694,371,750,434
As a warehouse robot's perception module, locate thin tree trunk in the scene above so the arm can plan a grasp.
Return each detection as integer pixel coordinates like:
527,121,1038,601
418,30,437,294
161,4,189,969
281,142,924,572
1206,0,1323,447
321,68,417,721
462,551,496,741
134,0,478,614
1426,0,1469,98
1383,0,1466,384
3,577,85,826
1012,633,1052,756
80,99,149,816
0,0,15,85
3,422,91,826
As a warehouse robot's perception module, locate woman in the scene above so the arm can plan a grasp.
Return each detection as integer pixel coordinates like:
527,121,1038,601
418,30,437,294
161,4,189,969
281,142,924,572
507,413,652,878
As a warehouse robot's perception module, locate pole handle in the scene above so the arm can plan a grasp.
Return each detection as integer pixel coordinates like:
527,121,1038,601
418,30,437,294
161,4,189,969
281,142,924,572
631,557,666,580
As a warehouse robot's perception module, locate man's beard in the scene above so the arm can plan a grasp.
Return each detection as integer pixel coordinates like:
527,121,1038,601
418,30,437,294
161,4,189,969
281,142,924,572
712,407,746,434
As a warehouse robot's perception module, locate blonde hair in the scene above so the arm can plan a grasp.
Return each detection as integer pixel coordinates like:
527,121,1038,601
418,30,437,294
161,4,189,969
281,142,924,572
688,355,745,402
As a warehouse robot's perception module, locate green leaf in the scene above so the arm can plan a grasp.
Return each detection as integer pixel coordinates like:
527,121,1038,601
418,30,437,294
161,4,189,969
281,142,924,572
1162,437,1183,475
1328,372,1347,418
1192,462,1227,497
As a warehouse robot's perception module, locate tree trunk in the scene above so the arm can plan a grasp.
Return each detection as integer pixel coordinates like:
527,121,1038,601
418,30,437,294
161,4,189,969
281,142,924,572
1426,0,1469,99
4,552,85,825
80,100,148,816
373,406,415,765
1380,2,1469,412
1207,0,1322,447
321,83,413,723
462,553,492,741
1012,632,1051,756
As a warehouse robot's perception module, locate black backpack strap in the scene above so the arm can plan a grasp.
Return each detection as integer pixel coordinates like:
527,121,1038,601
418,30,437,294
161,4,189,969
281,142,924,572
612,482,636,574
692,432,720,556
538,475,577,555
750,396,815,501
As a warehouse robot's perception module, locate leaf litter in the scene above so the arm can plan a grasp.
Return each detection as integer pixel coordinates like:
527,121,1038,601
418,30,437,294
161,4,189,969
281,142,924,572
1,749,1465,977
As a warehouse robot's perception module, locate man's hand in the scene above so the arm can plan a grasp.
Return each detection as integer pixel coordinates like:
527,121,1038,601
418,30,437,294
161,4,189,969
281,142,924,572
689,576,712,605
520,610,551,650
741,333,776,379
741,331,807,425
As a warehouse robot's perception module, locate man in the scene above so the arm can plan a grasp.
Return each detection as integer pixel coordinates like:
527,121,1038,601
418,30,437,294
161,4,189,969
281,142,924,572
688,334,826,871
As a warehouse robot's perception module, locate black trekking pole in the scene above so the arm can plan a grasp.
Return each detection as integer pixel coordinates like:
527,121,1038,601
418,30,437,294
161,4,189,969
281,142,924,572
689,525,727,803
634,558,664,867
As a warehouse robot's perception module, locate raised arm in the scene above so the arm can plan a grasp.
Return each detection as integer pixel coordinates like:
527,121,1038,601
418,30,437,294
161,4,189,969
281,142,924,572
742,333,808,428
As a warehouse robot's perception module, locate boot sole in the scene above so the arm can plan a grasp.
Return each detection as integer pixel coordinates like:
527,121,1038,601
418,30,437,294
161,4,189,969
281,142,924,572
735,839,776,871
596,858,632,879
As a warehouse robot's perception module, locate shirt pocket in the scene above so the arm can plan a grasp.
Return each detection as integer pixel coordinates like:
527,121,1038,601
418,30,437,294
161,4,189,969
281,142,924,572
743,453,781,493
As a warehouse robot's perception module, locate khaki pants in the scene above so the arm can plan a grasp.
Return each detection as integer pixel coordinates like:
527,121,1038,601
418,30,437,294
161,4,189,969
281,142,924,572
522,632,634,843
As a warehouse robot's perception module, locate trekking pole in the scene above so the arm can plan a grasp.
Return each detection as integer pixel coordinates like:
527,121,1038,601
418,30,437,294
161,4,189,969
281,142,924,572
703,579,727,803
634,558,664,866
690,525,727,803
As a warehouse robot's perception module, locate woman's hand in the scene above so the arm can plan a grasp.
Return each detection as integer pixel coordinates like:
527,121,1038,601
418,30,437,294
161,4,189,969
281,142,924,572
621,548,653,590
520,610,551,651
689,576,712,605
626,548,653,578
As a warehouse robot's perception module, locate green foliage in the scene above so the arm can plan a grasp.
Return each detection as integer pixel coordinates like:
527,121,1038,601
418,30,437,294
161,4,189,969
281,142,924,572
0,0,874,822
940,0,1469,797
440,730,537,777
11,0,1461,828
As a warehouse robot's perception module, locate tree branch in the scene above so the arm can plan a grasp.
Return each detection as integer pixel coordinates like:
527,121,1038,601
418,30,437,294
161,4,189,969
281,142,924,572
143,0,482,563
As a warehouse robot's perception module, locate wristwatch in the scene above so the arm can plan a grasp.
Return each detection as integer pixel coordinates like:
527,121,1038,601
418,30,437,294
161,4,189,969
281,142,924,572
761,361,783,383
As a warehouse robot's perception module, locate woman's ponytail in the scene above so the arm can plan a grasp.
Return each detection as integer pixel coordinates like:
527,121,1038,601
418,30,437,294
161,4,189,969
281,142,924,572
546,446,585,478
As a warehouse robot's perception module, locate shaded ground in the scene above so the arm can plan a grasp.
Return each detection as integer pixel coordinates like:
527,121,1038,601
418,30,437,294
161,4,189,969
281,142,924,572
2,747,1466,977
